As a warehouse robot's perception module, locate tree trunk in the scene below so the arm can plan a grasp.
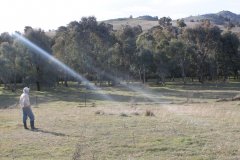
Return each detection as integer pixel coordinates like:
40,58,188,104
36,81,41,91
138,69,142,83
13,65,17,92
64,72,68,87
77,81,81,88
143,65,146,84
198,66,204,83
56,80,59,86
36,66,41,91
180,62,186,84
64,79,68,87
161,74,165,85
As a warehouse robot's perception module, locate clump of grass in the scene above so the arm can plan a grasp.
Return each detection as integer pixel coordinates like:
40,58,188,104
95,110,104,115
145,110,155,116
132,112,140,116
72,144,81,160
120,113,128,117
91,103,96,107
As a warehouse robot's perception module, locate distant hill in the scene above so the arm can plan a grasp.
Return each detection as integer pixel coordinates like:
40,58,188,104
184,11,240,25
101,11,240,36
46,11,240,36
103,16,159,31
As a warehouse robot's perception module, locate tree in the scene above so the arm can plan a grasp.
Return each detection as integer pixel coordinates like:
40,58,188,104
23,27,53,91
183,25,222,82
115,25,142,81
52,26,70,86
12,38,32,87
158,17,172,28
0,42,17,90
52,17,118,86
136,48,154,83
218,32,240,80
136,25,176,84
0,32,19,91
167,39,189,83
177,19,186,28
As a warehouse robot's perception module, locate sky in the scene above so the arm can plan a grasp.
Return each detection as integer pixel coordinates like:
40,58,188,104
0,0,239,33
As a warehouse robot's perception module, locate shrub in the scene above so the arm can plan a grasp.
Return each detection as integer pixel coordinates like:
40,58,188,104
132,112,140,116
120,113,128,117
145,110,155,116
95,110,104,115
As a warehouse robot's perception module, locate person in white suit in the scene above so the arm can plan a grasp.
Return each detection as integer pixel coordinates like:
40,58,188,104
19,87,36,130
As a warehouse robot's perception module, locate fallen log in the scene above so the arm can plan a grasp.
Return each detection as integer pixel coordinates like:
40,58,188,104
232,95,240,101
216,95,240,102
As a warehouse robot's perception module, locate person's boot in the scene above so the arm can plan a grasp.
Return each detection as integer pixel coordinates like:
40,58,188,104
30,121,36,130
23,122,29,129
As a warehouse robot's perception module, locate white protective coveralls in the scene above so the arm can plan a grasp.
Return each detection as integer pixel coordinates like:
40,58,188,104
19,87,36,130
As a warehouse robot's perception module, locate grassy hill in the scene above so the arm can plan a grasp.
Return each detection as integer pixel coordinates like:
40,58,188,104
184,11,240,25
102,17,159,31
46,11,240,36
102,11,240,34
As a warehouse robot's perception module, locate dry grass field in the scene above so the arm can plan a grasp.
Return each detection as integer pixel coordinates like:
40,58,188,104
1,82,240,159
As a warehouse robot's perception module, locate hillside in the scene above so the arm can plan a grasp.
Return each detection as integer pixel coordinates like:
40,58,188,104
184,11,240,25
45,11,240,36
103,16,159,31
102,11,240,33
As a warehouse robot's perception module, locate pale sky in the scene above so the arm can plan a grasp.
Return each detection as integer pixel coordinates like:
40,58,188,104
0,0,239,33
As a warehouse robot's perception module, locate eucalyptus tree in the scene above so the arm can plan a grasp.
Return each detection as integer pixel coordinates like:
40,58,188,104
0,32,21,91
158,17,172,28
176,19,187,28
93,22,117,85
12,38,32,86
167,39,189,83
136,25,174,84
106,42,123,85
52,17,118,86
23,26,53,91
0,42,17,90
0,32,13,44
136,47,154,83
52,26,72,86
115,25,142,81
74,17,117,85
182,24,222,82
218,32,240,80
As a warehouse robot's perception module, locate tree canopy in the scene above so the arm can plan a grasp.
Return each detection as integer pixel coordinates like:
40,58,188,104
0,17,239,90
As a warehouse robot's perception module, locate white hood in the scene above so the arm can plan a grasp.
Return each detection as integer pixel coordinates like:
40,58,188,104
23,87,30,94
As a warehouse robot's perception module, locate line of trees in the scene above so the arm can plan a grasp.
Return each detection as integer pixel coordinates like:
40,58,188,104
0,17,239,91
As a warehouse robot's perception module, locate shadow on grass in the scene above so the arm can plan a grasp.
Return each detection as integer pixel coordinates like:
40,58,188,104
163,82,240,91
33,128,67,137
1,82,240,109
33,89,171,105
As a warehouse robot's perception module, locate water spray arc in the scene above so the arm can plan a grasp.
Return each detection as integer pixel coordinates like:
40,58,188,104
71,52,168,104
13,32,168,104
13,32,114,101
85,61,167,104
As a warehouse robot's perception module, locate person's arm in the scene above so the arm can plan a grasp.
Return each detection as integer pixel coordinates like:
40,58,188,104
19,95,24,108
